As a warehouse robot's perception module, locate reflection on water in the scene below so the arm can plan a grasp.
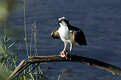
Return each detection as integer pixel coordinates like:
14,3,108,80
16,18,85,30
8,0,121,80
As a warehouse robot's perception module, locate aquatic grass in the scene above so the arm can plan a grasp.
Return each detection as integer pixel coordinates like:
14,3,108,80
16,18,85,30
0,63,10,80
0,27,20,80
0,2,21,77
58,74,61,80
3,20,7,55
30,32,33,57
0,0,24,79
28,21,45,80
1,36,19,68
22,0,43,78
31,21,38,56
0,0,25,79
0,0,45,80
22,0,35,79
32,21,38,80
23,0,29,58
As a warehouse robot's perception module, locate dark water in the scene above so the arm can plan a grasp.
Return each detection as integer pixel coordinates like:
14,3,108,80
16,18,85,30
8,0,121,80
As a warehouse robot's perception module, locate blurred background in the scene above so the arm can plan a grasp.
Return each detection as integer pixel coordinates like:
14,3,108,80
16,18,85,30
1,0,121,80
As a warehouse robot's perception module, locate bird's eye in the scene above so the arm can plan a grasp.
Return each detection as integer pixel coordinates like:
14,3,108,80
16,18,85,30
58,21,61,23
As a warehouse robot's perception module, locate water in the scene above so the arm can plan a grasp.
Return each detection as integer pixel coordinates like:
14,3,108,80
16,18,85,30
8,0,121,80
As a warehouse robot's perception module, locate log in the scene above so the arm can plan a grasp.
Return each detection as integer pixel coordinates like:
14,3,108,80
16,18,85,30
9,55,121,79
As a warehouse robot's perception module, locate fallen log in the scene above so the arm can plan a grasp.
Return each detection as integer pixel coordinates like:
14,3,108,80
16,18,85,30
9,55,121,79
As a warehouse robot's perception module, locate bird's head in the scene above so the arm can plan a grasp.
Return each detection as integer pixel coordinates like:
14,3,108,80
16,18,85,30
58,17,70,26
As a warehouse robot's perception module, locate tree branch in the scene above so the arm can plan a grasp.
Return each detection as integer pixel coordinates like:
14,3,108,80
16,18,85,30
9,55,121,79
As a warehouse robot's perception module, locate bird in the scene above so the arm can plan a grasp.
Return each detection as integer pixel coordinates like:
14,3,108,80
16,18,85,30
51,17,87,58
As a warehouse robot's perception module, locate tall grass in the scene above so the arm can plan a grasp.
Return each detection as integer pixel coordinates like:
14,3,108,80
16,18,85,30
23,0,29,57
0,0,43,80
22,0,44,79
0,0,49,80
0,23,19,80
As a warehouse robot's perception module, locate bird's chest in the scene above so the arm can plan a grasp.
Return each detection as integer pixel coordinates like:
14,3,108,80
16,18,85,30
58,26,75,43
58,25,70,40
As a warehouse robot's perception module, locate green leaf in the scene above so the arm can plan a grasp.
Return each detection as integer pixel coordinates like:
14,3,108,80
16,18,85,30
0,41,5,54
58,74,61,80
8,40,18,49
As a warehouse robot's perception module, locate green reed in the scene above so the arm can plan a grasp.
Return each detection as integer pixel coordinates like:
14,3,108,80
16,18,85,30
0,0,46,79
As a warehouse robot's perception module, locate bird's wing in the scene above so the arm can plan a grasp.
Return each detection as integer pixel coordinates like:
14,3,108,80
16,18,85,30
51,29,60,39
69,26,87,45
75,30,87,45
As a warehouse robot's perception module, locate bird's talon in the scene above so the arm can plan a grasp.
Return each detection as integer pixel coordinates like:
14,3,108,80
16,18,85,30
60,50,68,59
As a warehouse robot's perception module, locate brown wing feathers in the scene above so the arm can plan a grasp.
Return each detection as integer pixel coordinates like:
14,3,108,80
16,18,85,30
51,29,60,39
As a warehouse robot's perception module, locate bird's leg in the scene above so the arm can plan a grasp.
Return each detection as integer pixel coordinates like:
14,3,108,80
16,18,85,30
70,44,73,55
60,42,68,58
68,43,73,60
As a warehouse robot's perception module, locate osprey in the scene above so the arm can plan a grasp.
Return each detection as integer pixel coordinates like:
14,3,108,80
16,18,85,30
51,17,87,58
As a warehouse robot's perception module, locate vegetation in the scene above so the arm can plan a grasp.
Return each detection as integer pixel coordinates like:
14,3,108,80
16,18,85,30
0,0,46,80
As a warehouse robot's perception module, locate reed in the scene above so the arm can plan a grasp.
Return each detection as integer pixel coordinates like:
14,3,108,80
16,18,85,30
0,0,45,80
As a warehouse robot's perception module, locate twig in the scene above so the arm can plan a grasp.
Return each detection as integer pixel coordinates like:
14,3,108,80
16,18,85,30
29,63,40,73
8,59,25,79
9,61,31,79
